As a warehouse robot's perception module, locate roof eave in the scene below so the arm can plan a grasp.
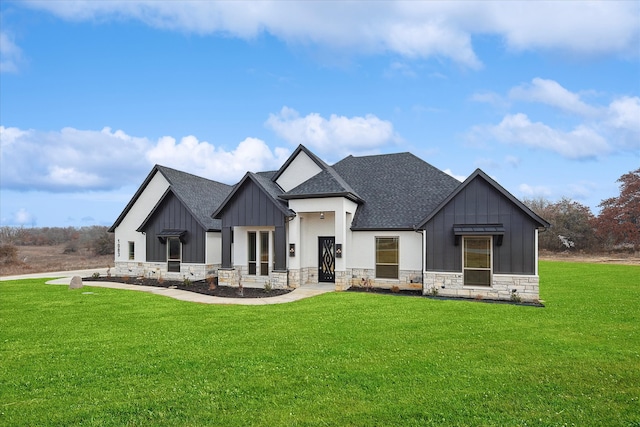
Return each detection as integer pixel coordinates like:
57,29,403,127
280,192,364,204
350,226,417,232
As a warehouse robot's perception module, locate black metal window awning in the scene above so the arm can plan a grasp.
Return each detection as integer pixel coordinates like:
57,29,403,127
453,224,505,246
157,229,187,243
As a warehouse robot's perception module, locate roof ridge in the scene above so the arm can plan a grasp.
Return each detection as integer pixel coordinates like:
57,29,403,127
156,164,231,187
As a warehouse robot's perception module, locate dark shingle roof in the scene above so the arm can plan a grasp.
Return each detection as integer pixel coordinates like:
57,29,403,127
252,171,295,215
282,164,363,202
151,166,233,231
329,153,461,229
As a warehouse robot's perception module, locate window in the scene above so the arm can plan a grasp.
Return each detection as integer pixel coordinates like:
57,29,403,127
463,236,492,286
167,237,181,272
376,237,399,279
248,232,257,275
128,241,135,260
260,231,269,276
248,231,272,276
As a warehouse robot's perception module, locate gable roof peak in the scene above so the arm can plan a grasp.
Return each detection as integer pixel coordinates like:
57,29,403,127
416,167,550,230
272,144,330,183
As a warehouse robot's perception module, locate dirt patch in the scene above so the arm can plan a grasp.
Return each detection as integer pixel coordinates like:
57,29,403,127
539,250,639,265
1,245,113,277
84,275,292,299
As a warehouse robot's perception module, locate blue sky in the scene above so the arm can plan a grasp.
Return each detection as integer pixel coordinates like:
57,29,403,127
1,1,639,227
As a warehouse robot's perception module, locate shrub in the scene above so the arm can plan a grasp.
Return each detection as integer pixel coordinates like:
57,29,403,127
390,285,400,293
206,275,216,290
510,290,522,303
264,281,273,292
63,240,78,254
91,272,100,279
183,277,192,286
93,232,115,255
0,243,19,265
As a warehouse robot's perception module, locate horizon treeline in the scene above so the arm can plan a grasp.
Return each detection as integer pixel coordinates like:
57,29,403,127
0,168,637,255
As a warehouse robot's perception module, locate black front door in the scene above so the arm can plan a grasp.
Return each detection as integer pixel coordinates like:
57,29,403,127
318,236,335,283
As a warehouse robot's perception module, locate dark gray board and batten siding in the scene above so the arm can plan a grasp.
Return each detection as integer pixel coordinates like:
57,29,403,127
142,192,206,264
217,179,288,270
424,177,539,275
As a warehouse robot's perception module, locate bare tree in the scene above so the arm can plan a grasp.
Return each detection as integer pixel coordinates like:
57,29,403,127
524,197,598,252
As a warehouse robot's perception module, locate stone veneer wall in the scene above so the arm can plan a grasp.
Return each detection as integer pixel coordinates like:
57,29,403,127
423,271,540,302
112,261,218,281
347,268,423,291
217,266,289,289
285,268,423,291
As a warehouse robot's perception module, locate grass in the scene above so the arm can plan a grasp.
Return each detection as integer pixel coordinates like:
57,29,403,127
1,261,639,426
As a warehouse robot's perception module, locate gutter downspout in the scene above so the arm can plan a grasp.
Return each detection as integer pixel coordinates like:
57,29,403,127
415,228,425,294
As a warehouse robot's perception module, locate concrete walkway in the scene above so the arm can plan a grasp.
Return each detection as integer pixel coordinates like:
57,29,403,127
2,269,334,305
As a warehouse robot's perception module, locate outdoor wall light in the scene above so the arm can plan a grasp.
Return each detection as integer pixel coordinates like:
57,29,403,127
289,243,296,257
320,212,325,220
336,244,342,258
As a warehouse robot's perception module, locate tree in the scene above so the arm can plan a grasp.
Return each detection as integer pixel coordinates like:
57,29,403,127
594,168,640,251
524,197,598,252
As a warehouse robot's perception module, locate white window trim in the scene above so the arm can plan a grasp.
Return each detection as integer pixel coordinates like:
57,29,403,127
462,235,493,287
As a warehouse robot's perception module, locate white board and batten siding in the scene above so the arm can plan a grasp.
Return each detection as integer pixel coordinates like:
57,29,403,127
113,172,170,263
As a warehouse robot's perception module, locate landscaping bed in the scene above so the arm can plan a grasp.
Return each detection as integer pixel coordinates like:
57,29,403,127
82,275,292,298
347,285,545,306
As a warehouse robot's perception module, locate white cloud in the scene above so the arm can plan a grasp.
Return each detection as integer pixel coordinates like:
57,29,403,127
518,183,551,198
0,31,23,73
146,135,290,182
265,106,399,158
607,96,640,132
469,79,640,159
443,168,465,182
0,125,290,192
470,91,509,109
20,1,640,67
473,113,610,159
3,208,38,226
509,78,599,116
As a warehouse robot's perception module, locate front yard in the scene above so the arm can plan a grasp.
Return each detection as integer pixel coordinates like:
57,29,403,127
1,261,638,426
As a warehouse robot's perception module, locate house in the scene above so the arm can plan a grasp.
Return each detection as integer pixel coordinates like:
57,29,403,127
110,145,549,301
108,165,233,279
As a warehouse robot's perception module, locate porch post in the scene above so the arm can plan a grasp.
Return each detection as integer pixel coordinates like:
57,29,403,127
221,226,232,269
274,225,287,271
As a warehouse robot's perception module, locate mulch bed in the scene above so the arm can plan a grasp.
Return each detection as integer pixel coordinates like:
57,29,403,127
347,286,423,297
83,276,292,298
347,286,544,306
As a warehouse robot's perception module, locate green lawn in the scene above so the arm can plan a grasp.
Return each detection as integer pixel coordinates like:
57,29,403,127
1,261,639,426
